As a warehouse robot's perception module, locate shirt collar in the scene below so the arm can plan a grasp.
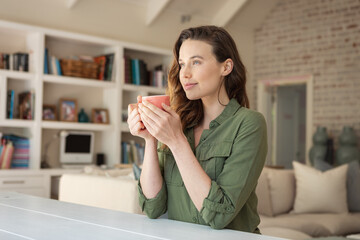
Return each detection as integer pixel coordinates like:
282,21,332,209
185,98,241,129
213,98,241,125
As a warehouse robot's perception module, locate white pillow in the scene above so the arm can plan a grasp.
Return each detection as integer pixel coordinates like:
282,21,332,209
267,169,295,215
293,161,348,214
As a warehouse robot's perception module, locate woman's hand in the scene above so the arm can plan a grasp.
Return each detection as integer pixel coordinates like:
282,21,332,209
138,100,184,149
127,96,154,141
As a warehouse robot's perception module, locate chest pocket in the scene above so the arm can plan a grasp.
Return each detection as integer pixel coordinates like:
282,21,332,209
163,152,184,187
197,141,233,181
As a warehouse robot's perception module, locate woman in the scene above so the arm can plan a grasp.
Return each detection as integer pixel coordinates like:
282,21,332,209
127,26,267,233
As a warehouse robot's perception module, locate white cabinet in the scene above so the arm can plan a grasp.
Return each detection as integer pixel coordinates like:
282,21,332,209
0,20,171,197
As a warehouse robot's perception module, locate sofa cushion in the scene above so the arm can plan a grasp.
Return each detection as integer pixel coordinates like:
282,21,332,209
256,167,274,217
293,161,348,214
315,160,360,212
261,227,311,240
259,213,360,237
267,168,295,215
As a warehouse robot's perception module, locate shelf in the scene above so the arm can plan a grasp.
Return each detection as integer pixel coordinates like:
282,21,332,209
122,83,166,94
0,119,34,128
43,75,116,88
0,69,35,80
41,121,114,131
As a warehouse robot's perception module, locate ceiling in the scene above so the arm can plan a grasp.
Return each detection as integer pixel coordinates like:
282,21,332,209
66,0,250,27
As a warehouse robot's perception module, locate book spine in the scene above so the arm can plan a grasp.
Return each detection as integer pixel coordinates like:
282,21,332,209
2,141,14,169
56,58,62,76
44,48,49,74
51,56,58,75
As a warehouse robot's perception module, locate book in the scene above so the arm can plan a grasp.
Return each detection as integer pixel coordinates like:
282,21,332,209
1,135,30,169
94,55,107,80
13,52,29,72
51,56,58,75
44,48,49,74
124,56,132,84
7,90,15,119
1,141,14,169
56,58,62,75
18,91,34,120
105,53,114,81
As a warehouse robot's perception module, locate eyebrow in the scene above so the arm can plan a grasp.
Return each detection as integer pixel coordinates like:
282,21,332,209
179,55,204,62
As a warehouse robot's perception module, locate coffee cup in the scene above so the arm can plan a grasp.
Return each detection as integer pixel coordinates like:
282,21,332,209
139,95,170,110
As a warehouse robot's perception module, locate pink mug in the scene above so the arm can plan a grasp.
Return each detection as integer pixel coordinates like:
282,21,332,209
138,95,170,110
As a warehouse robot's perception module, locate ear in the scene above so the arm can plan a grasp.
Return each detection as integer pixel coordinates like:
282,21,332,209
221,59,233,77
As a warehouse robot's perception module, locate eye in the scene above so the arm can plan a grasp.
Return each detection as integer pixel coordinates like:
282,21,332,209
179,63,185,68
193,60,201,65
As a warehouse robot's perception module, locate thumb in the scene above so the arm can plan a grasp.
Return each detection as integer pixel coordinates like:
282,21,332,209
162,103,176,116
137,95,142,103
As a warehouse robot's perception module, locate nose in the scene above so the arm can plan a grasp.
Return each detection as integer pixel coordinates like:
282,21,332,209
181,64,192,79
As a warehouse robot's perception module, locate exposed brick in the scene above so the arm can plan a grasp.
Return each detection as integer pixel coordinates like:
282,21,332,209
254,0,360,146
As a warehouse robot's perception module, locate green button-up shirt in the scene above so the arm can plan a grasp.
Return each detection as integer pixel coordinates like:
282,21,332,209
138,98,267,233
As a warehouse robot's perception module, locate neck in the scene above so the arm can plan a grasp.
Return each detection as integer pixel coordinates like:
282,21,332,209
200,94,230,129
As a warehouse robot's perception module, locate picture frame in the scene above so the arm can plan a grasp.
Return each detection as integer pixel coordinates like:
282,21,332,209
59,98,78,122
42,104,57,121
91,108,109,124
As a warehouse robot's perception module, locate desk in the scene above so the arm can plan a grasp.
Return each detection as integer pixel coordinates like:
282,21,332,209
0,192,284,240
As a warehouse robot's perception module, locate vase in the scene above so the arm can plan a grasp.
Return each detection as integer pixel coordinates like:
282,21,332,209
309,126,328,166
336,126,360,165
78,108,89,123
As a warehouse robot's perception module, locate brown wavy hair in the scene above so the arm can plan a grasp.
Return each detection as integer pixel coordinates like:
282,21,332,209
167,25,249,130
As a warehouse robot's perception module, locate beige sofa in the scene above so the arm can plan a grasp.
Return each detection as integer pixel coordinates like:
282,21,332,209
59,167,142,214
257,167,360,239
59,165,360,239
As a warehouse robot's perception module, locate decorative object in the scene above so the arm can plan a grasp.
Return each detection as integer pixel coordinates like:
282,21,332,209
59,98,78,122
60,59,99,79
292,161,348,214
309,126,328,166
92,108,109,124
78,108,89,123
336,126,360,165
42,104,57,121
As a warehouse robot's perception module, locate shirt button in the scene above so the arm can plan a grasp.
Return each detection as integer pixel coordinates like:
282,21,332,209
192,217,197,222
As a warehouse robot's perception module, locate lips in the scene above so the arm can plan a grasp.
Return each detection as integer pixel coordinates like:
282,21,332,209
184,83,197,90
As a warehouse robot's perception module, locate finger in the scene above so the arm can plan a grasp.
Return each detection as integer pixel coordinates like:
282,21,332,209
131,121,144,135
137,95,142,104
128,103,137,112
161,103,177,117
142,100,165,118
139,106,158,129
139,102,162,123
127,106,140,122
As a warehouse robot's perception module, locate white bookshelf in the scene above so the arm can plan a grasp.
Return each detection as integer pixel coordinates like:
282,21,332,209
0,20,170,198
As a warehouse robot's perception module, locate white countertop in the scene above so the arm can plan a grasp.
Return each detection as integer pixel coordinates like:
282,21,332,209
0,192,285,240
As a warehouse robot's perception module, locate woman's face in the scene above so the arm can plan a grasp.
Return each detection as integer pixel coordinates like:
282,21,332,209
178,39,225,101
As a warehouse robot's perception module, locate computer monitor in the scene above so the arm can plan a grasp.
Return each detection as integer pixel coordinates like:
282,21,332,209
59,131,94,165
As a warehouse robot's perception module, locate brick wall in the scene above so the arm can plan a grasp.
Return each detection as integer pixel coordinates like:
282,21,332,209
254,0,360,146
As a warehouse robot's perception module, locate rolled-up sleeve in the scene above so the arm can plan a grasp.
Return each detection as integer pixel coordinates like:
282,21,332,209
138,180,167,218
137,145,168,219
199,112,267,229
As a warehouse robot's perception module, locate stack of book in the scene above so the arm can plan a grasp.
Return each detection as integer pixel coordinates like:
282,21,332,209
0,52,29,72
94,53,114,81
7,90,35,120
0,134,30,169
44,48,62,76
121,140,144,165
124,56,167,88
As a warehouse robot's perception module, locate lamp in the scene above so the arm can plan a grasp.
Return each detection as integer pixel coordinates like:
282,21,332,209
41,130,68,168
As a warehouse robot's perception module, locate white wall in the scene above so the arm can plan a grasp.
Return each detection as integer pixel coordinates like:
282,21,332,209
0,0,279,108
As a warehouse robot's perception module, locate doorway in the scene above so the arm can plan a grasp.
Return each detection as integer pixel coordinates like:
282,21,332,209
257,75,313,168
